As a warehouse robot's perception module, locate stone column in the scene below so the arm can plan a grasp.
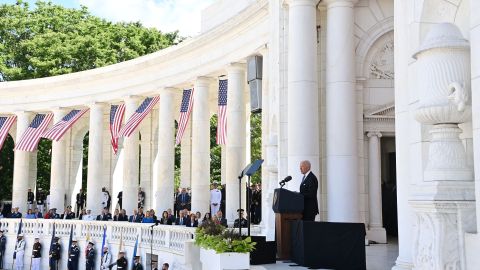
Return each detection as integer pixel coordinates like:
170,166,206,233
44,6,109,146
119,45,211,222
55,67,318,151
465,2,480,267
12,111,33,212
225,64,247,222
50,108,67,211
325,0,359,223
122,96,140,215
191,78,211,214
367,132,386,243
86,103,105,215
286,0,319,191
155,88,176,212
180,121,192,188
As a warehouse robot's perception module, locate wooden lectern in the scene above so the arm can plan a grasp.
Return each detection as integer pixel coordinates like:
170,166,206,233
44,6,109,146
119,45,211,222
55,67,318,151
272,188,304,260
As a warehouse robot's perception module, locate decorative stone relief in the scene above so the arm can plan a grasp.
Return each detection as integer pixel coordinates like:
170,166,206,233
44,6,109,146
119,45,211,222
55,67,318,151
369,32,394,79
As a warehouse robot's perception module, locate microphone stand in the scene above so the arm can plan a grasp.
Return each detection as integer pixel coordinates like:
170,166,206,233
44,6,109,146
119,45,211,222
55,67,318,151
150,225,154,270
238,174,243,236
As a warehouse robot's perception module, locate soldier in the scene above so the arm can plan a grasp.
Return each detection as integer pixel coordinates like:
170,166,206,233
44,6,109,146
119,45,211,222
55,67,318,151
108,250,127,269
85,241,95,270
49,237,61,270
36,188,45,214
0,230,6,269
14,234,25,270
101,188,109,209
31,237,42,270
233,209,248,228
75,189,85,217
210,183,222,216
133,256,144,270
67,239,80,270
100,246,112,270
27,188,35,210
138,187,145,209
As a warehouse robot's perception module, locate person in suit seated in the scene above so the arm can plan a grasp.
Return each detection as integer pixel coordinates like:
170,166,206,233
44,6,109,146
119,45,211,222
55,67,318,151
118,209,128,221
299,160,319,221
216,210,228,227
160,211,172,225
175,211,189,225
128,209,139,223
96,208,112,221
186,213,198,227
233,209,248,228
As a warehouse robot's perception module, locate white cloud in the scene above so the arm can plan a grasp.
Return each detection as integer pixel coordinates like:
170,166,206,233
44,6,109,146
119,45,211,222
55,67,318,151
76,0,215,37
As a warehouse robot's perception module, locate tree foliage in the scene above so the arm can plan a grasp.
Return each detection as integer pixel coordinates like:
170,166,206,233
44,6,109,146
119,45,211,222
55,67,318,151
0,0,181,81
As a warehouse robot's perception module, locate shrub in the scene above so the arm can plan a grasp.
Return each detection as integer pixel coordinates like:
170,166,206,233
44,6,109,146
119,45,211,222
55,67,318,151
194,221,256,253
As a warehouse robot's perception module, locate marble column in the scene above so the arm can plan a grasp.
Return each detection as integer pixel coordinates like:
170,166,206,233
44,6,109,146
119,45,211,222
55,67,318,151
191,78,211,214
155,88,176,212
180,121,192,189
86,103,105,215
50,108,67,211
286,0,319,191
325,0,359,223
367,132,386,243
225,63,247,222
12,111,33,212
122,96,140,215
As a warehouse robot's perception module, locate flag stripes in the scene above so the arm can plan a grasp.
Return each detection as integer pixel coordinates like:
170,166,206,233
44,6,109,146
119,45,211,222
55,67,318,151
216,79,228,145
110,104,126,154
15,113,53,152
0,116,16,150
175,89,194,145
119,96,159,138
43,109,89,141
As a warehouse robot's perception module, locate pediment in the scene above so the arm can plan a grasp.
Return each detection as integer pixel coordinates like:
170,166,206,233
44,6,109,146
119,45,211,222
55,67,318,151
364,103,395,121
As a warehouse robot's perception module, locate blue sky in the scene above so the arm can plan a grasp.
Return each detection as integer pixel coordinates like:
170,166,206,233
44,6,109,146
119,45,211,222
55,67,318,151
0,0,215,36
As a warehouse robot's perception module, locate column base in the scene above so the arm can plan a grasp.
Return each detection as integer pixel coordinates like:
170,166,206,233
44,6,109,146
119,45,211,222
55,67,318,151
367,227,387,244
409,200,475,269
391,258,413,270
465,233,480,269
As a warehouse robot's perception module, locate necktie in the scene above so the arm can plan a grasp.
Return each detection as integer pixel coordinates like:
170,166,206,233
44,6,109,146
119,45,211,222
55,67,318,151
301,175,306,184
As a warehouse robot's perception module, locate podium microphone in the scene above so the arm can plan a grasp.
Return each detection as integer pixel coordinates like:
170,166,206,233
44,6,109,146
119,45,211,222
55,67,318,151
279,176,292,186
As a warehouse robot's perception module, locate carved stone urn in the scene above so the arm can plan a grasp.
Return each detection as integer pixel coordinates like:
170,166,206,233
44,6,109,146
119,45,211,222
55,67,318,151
413,23,473,186
410,23,476,270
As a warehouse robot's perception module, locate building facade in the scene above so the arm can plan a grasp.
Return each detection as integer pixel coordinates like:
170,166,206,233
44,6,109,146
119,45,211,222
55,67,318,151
1,0,480,269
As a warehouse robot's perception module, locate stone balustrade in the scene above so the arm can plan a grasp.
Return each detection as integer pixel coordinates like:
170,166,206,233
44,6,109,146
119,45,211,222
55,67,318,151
0,218,195,269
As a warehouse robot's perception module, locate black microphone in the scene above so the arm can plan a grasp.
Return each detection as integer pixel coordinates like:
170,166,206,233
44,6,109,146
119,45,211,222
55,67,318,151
150,220,160,227
279,175,292,185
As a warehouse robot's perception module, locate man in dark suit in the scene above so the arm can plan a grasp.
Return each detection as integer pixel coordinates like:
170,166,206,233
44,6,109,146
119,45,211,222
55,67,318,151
175,211,189,225
299,160,319,221
175,188,191,216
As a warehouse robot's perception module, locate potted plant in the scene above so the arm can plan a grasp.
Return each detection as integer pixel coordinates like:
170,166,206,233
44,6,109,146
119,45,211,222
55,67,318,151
195,221,256,270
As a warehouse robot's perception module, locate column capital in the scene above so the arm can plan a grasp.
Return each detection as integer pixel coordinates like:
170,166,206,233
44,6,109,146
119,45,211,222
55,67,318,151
195,76,213,87
123,95,142,102
284,0,318,8
324,0,358,8
160,87,178,95
226,63,246,73
13,110,33,117
367,131,382,138
87,102,107,108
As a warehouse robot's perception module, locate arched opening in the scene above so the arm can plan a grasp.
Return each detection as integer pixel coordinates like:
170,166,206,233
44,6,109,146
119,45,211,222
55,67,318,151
0,134,15,216
36,139,52,192
249,112,262,224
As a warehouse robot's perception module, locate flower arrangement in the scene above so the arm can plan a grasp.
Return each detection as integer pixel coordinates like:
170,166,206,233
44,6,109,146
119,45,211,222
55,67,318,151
194,221,256,253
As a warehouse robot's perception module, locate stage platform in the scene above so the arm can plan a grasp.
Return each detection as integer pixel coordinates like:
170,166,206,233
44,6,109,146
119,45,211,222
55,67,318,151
251,238,398,270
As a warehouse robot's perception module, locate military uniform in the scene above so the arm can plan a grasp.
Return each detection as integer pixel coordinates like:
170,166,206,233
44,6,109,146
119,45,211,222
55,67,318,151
0,232,6,269
67,243,80,270
14,237,26,270
114,256,128,270
49,240,61,270
32,241,42,270
36,191,45,214
133,261,144,270
233,218,248,228
27,190,35,210
85,245,95,270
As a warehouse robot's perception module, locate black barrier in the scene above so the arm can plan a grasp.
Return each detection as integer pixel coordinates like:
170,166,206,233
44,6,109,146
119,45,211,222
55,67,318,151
291,221,366,269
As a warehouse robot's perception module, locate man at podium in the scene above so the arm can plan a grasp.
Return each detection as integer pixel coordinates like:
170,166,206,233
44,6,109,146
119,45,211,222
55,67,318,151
299,160,319,221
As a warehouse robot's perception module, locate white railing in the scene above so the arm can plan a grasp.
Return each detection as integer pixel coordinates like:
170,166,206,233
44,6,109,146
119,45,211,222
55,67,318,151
0,218,196,269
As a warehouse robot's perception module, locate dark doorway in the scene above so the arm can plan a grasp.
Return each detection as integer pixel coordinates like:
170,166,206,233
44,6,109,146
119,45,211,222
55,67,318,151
381,137,397,236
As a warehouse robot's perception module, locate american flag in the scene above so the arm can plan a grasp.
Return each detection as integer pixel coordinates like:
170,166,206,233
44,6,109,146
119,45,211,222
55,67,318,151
0,116,16,150
119,96,160,137
175,89,194,145
43,109,89,141
110,104,125,154
15,113,53,152
216,79,228,145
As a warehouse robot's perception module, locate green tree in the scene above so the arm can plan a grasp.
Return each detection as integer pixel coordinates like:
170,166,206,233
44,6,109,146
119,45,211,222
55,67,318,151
0,135,14,201
0,1,181,81
250,113,262,184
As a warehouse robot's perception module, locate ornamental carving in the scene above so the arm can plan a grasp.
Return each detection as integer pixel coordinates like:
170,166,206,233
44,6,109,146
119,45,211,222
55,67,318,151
369,33,394,79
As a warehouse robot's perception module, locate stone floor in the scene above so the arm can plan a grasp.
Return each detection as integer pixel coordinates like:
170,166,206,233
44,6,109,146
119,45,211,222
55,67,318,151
251,238,398,270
